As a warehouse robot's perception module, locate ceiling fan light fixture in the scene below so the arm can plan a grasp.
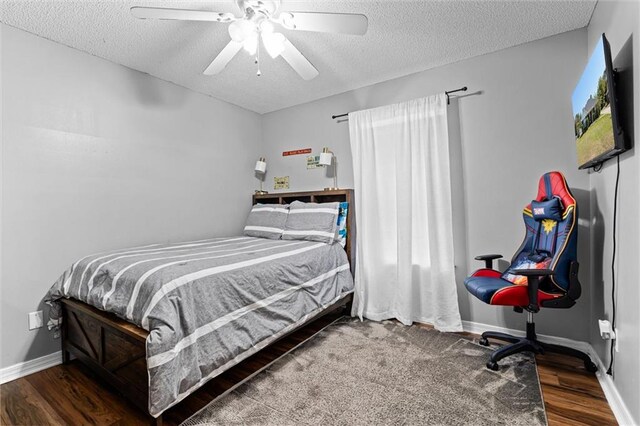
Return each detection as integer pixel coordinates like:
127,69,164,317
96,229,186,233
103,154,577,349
259,20,275,34
243,34,259,55
262,32,286,58
228,19,256,43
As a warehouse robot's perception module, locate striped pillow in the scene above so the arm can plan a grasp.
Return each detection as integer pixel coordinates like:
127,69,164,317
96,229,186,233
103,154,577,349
282,201,340,244
243,204,289,239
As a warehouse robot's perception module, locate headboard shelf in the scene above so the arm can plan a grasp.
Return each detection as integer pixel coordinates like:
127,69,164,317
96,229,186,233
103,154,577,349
253,189,352,205
253,189,356,275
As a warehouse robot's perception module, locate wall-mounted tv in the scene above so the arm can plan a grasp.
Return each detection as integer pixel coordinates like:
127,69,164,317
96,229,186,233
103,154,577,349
572,33,627,169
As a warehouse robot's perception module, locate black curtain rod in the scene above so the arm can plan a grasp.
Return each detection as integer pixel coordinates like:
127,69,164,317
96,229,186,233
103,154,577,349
331,86,468,120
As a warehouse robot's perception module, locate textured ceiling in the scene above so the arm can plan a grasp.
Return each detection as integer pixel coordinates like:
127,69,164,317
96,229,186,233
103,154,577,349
1,1,596,114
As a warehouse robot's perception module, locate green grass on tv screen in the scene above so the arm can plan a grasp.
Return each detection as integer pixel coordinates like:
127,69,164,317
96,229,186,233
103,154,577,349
576,113,615,166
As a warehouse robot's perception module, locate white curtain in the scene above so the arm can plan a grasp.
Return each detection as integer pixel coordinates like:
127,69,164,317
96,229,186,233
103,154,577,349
348,94,462,332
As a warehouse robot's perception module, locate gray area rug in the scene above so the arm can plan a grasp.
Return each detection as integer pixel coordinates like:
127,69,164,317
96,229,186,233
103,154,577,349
182,318,546,425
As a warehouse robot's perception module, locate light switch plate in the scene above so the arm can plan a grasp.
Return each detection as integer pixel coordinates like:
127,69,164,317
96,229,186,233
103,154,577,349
28,311,44,330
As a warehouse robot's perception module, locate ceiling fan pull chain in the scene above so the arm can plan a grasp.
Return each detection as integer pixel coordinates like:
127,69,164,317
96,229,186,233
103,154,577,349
256,42,262,77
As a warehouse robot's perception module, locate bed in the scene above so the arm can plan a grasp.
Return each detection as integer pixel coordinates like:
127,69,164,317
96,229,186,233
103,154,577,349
45,189,356,424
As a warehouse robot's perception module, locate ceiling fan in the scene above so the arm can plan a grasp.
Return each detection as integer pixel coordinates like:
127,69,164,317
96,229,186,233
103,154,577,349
131,0,368,80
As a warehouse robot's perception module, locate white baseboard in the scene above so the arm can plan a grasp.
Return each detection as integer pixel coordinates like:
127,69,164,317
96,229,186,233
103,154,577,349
462,320,636,426
0,351,62,385
588,351,636,426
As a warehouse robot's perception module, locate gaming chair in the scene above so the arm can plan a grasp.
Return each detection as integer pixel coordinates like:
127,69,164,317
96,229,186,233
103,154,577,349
464,171,597,372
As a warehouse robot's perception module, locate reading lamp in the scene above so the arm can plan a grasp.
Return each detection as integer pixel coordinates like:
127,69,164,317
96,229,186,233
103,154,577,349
254,157,268,194
319,147,338,190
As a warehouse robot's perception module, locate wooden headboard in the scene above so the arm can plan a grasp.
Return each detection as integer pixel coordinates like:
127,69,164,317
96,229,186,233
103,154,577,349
253,189,356,275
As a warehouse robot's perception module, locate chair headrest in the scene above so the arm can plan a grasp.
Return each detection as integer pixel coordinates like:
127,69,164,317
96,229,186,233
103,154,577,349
531,198,563,221
527,171,576,215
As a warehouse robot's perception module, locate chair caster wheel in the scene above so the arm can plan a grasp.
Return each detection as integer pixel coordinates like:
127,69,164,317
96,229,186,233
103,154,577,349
584,361,598,373
486,361,499,371
479,337,489,346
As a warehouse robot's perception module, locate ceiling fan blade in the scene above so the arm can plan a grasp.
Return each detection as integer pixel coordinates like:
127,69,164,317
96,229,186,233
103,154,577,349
280,38,318,80
203,40,243,75
277,12,367,35
131,7,235,23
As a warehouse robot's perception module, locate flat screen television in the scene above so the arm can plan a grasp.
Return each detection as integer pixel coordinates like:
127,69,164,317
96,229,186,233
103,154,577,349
572,33,627,169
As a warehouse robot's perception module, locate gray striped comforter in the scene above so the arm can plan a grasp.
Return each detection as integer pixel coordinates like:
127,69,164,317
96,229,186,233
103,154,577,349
45,236,354,417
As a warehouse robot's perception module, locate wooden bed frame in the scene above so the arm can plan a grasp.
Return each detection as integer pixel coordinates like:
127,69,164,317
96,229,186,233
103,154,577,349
59,189,355,424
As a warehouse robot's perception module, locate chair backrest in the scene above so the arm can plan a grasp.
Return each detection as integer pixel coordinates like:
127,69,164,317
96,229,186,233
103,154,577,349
502,171,578,293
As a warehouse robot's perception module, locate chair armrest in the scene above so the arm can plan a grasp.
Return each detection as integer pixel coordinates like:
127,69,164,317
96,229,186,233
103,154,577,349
474,254,503,269
513,269,554,312
513,269,554,276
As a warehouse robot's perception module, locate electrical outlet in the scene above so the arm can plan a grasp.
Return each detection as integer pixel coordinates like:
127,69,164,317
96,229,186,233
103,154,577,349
598,319,615,339
28,311,43,330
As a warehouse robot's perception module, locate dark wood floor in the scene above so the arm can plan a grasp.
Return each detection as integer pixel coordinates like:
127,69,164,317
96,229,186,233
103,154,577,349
1,314,617,426
537,352,616,425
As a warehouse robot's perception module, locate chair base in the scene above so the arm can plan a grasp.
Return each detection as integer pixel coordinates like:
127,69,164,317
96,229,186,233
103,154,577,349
478,320,598,373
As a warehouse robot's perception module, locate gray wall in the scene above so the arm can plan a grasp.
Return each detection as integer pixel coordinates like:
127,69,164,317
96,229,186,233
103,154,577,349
0,25,262,369
262,29,592,342
587,1,640,423
3,10,638,419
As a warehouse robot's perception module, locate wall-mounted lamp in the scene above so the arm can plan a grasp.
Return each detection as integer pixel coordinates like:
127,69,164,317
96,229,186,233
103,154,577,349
254,157,268,194
319,147,338,191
